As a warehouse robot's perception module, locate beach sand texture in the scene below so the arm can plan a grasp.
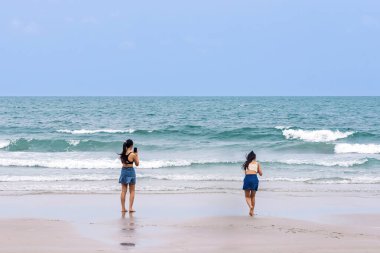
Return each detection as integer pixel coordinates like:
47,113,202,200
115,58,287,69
1,193,379,252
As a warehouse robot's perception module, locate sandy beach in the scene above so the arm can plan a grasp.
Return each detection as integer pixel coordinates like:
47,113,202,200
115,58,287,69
1,192,379,253
2,0,380,250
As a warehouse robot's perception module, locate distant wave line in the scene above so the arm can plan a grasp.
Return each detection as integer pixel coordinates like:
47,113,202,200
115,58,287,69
0,154,373,169
57,129,135,134
2,174,379,184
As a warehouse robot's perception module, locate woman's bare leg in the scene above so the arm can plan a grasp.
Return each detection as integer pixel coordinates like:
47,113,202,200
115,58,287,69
120,184,128,212
250,191,256,215
244,190,253,216
129,184,136,212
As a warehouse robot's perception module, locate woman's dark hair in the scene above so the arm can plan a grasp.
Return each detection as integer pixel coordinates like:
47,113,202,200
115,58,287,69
119,139,133,163
242,151,256,170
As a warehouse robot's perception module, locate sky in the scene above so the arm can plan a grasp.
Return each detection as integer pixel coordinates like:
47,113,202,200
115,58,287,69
0,0,379,96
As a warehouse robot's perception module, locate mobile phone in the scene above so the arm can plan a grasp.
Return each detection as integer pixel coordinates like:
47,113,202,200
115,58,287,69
134,147,138,153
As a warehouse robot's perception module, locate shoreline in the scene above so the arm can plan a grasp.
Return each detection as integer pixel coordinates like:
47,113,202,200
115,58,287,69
1,192,380,252
2,191,380,220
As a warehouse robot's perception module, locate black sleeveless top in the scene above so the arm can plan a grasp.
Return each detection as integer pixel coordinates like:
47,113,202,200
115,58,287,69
121,152,134,164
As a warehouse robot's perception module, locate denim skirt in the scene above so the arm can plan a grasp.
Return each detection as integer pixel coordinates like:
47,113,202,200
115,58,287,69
243,174,259,191
119,167,136,185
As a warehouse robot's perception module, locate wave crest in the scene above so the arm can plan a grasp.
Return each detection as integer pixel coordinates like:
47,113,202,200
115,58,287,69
305,176,380,184
0,140,11,149
0,174,116,182
334,143,380,154
67,140,81,146
282,129,354,142
0,153,238,169
57,129,135,134
275,158,368,167
139,174,242,182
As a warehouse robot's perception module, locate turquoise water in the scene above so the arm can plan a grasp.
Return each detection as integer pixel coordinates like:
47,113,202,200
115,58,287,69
1,97,380,194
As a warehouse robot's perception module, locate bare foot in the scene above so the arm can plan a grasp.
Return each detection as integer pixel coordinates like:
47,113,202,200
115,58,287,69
249,208,254,216
129,209,136,213
121,209,128,213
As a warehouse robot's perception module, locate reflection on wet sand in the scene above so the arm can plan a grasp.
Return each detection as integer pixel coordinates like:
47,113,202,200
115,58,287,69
120,212,136,247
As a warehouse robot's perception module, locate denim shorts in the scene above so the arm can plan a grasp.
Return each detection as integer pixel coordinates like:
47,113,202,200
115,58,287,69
119,167,136,185
243,174,259,191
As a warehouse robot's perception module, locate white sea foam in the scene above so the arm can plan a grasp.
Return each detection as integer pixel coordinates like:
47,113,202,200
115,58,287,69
0,152,237,169
335,143,380,154
140,175,378,184
263,177,312,182
2,173,379,185
305,176,380,184
138,159,239,169
140,174,376,183
141,160,192,168
0,173,288,183
282,129,354,142
138,174,242,182
0,158,232,169
67,140,80,146
0,140,10,149
139,159,238,168
0,157,119,169
275,126,291,130
57,129,135,134
0,174,116,182
276,158,368,167
0,183,120,193
0,173,240,183
139,175,325,183
349,176,380,184
0,151,372,169
264,176,380,184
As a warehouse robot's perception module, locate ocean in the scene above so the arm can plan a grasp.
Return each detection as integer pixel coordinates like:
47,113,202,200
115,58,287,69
1,97,380,194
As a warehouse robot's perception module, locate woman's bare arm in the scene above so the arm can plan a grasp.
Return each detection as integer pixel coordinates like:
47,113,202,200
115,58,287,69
258,163,263,176
133,153,140,166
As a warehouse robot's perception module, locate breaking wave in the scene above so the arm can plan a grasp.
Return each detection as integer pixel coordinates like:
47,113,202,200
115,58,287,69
282,128,354,142
334,143,380,154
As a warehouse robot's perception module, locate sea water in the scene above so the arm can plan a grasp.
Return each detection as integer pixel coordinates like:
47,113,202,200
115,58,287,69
0,97,379,194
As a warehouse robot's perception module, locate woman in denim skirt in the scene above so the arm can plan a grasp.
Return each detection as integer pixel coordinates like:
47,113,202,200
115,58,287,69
119,139,139,213
242,151,263,216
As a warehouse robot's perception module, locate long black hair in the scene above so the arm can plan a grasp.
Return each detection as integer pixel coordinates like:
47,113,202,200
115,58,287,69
242,151,256,170
119,139,133,163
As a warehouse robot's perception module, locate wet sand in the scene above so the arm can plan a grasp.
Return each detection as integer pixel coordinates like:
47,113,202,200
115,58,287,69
0,219,117,253
1,192,379,252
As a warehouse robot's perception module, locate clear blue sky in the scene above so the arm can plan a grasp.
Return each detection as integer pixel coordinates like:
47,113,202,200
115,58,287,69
1,0,379,96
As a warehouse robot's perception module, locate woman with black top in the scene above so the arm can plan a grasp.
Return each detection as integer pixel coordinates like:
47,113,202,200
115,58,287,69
119,139,139,212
